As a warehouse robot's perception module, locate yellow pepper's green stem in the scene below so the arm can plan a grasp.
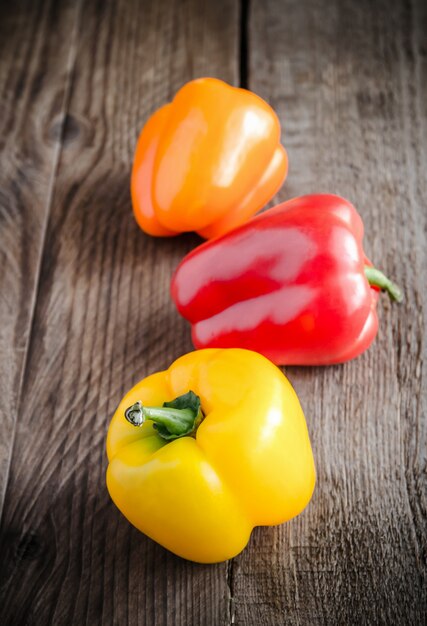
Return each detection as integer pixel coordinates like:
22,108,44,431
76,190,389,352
364,265,403,302
124,391,204,440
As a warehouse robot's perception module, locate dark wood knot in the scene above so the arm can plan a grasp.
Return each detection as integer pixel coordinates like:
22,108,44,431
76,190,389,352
49,113,81,144
15,531,44,561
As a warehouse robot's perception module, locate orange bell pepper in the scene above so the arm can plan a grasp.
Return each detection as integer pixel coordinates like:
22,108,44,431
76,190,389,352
131,78,288,239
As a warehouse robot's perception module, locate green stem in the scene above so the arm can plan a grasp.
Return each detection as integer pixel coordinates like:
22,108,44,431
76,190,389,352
124,391,203,440
364,266,403,303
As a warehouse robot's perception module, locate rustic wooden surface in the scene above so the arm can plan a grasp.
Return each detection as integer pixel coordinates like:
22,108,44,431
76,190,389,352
0,0,425,624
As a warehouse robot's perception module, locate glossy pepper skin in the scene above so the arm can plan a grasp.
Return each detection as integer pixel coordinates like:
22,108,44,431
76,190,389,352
131,78,287,239
171,194,402,365
106,349,315,563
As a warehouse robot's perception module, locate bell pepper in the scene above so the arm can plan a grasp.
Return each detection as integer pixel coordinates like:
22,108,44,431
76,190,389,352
131,77,287,239
171,194,402,365
106,349,315,563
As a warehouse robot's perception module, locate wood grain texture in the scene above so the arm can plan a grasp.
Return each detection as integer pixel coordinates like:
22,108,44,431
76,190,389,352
0,0,80,517
1,0,426,624
0,0,239,624
229,0,427,624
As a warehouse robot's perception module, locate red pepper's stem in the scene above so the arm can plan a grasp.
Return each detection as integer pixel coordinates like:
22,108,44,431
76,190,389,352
364,266,403,303
124,391,204,440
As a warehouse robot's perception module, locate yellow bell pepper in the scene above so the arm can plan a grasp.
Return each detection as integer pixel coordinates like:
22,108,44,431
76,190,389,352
106,349,315,563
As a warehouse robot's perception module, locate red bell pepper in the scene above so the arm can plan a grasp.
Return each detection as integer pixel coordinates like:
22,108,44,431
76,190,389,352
171,194,402,365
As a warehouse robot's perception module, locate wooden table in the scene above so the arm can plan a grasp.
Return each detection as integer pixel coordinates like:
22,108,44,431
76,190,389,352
0,0,426,623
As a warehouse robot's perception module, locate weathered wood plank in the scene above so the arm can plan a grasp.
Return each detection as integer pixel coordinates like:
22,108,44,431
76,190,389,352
230,0,427,623
0,0,80,515
0,0,239,624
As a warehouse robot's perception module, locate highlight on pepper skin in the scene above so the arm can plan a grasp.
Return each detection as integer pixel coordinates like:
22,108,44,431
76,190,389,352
106,349,315,563
131,77,288,239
